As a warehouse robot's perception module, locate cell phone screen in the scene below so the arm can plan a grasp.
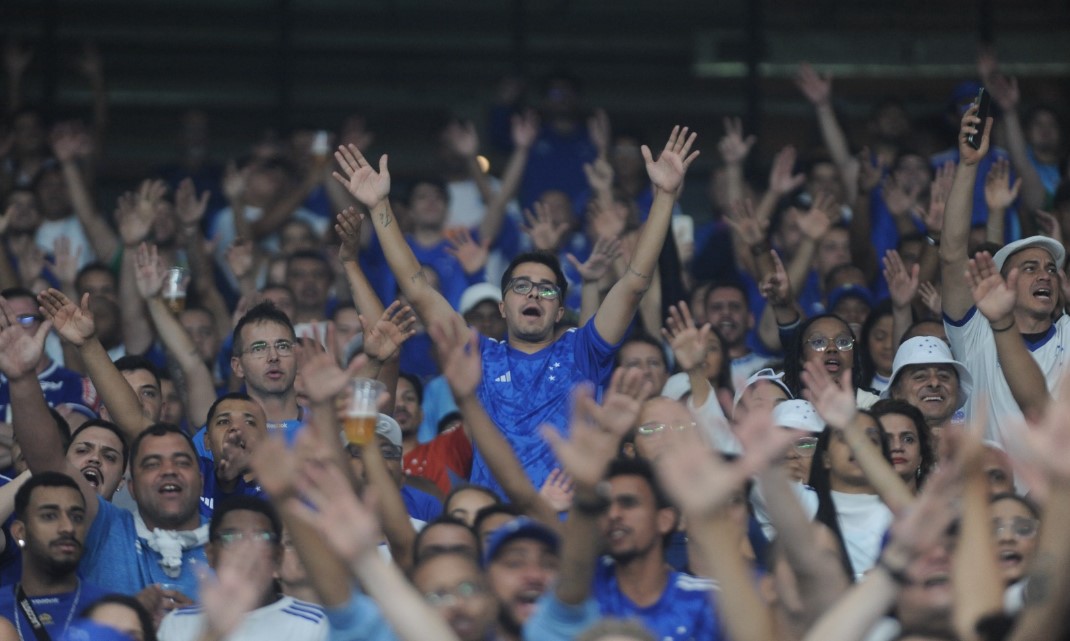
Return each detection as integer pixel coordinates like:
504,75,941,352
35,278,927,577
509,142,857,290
966,88,991,150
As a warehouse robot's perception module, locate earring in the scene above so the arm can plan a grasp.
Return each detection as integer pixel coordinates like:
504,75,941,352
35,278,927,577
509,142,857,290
16,540,24,548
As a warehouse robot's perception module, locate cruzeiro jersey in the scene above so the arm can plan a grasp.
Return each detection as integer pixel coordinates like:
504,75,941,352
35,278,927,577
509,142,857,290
158,595,327,641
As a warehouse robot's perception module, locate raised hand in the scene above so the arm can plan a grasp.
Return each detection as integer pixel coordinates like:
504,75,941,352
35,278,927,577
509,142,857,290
224,237,256,281
443,120,480,158
655,408,794,519
724,199,769,248
642,125,700,195
0,297,52,380
512,109,540,150
542,368,651,488
587,108,611,156
882,176,921,218
335,206,364,262
759,250,792,306
117,180,166,247
430,314,482,399
174,177,210,227
196,531,274,640
794,62,832,106
661,301,711,372
983,158,1022,212
294,349,369,405
133,242,166,300
718,116,756,166
222,161,250,202
768,145,806,196
965,251,1017,325
924,162,955,234
918,282,943,317
288,458,383,565
797,192,837,241
521,201,571,251
566,235,621,284
586,199,627,243
50,122,92,163
50,237,81,289
333,144,391,209
883,249,920,309
445,227,491,276
360,300,417,363
538,469,574,513
582,157,615,194
1034,210,1065,246
38,288,95,346
801,361,857,429
959,103,994,167
986,73,1020,114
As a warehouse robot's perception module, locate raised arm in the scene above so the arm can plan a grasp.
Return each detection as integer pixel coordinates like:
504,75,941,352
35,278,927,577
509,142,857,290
115,182,166,354
543,369,650,605
0,298,100,523
174,179,233,341
965,252,1050,418
51,125,120,261
883,250,919,348
430,315,560,528
333,145,458,322
567,236,621,326
593,126,699,344
662,301,713,409
940,104,993,321
804,362,914,513
478,112,537,244
38,288,150,442
795,63,859,202
134,243,217,427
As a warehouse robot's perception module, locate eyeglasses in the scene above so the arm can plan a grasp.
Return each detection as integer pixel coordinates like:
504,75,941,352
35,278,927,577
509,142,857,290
345,443,402,460
424,580,487,608
215,530,278,546
242,339,294,358
992,517,1039,539
16,314,43,326
506,278,561,300
793,436,818,457
636,422,695,436
805,335,854,352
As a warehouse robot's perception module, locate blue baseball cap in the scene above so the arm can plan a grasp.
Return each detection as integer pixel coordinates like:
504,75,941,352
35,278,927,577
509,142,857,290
827,284,875,313
484,517,560,565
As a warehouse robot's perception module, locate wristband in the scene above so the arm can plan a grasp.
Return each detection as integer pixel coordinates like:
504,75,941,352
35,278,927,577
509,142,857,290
925,234,940,247
991,320,1015,333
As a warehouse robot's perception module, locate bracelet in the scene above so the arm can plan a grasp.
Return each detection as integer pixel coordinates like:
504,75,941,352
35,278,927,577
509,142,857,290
925,234,940,247
876,556,910,585
991,320,1015,333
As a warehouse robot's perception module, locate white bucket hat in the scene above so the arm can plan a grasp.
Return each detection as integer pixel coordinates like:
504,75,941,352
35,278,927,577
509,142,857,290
992,235,1066,272
772,399,826,433
881,336,973,409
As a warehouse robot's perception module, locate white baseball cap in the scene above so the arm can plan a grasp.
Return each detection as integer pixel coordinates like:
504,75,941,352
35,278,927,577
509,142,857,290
992,235,1066,272
733,368,792,408
459,282,502,316
772,399,826,433
881,336,973,409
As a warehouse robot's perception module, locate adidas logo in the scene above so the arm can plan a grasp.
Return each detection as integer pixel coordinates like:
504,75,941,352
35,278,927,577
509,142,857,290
494,372,513,383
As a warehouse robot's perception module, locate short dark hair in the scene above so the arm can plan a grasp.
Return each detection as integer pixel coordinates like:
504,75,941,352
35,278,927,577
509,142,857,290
129,423,199,467
285,250,331,278
206,392,257,426
501,251,568,304
413,516,480,565
80,595,158,641
232,301,296,353
0,286,37,302
398,372,424,405
74,262,115,292
209,495,283,544
444,484,500,515
615,331,667,369
406,176,450,205
605,457,671,509
473,503,522,537
15,471,83,520
114,355,161,391
705,279,750,308
69,419,130,469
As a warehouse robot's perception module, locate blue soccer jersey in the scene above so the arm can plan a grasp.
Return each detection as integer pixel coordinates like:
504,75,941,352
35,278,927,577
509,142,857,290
472,321,619,494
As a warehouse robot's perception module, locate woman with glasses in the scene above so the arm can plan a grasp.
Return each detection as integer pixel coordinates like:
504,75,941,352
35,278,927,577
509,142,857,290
782,314,878,409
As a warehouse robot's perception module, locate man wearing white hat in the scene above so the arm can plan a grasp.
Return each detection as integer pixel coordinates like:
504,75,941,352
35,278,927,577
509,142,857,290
939,103,1066,446
881,336,972,443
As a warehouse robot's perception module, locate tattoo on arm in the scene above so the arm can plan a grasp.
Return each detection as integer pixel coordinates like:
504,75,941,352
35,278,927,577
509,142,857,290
373,204,392,229
626,266,651,281
410,270,427,285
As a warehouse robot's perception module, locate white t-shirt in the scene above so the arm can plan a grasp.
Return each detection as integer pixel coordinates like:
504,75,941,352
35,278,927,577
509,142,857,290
158,595,327,641
945,308,1070,446
36,216,96,267
831,490,894,581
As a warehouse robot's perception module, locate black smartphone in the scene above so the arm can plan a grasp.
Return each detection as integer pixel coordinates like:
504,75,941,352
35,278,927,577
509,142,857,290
966,87,991,150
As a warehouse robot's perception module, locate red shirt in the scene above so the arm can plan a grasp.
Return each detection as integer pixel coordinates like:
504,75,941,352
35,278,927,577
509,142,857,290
403,426,472,495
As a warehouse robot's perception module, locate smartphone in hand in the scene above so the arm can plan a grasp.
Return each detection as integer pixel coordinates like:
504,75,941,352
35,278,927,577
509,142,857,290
966,88,991,150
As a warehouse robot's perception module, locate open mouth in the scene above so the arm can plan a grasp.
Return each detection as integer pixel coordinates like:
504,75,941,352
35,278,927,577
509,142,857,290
1034,288,1052,301
921,394,945,404
81,467,102,488
824,357,841,372
998,550,1023,566
521,304,542,318
159,483,182,496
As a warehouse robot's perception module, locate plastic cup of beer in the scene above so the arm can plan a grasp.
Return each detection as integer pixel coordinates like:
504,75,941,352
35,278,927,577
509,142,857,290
161,267,189,314
345,378,384,445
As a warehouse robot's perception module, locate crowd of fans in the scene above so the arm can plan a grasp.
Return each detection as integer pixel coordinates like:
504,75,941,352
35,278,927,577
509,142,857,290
1,37,1070,641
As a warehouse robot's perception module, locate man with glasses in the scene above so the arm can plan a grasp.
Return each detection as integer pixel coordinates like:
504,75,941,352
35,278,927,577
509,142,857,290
332,126,700,494
0,288,97,420
158,496,327,641
229,302,303,444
